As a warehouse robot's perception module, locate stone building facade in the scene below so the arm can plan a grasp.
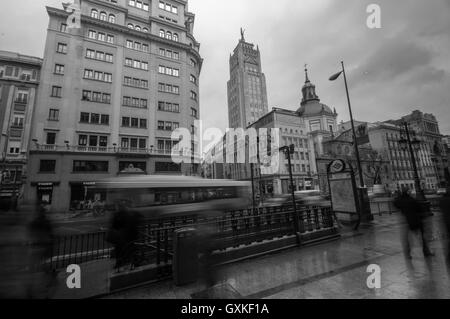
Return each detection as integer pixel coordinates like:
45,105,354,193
0,51,42,200
227,30,268,129
24,0,202,213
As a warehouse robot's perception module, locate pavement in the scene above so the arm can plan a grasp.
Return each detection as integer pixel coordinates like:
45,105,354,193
104,210,450,299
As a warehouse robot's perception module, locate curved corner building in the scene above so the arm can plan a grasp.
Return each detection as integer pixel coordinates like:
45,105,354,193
25,0,202,213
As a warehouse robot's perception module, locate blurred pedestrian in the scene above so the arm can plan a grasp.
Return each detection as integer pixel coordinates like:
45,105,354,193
26,203,56,298
196,209,223,291
438,188,450,262
394,189,434,259
106,202,142,271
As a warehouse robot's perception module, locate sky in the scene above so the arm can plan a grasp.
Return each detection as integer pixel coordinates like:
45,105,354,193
1,0,449,135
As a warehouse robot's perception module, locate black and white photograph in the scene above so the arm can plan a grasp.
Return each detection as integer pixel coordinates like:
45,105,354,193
0,0,450,305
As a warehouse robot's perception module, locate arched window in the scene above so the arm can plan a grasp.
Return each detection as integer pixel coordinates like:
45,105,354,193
173,33,179,42
128,23,134,29
166,31,172,40
100,12,107,21
135,25,141,31
91,9,98,19
142,27,148,33
109,14,116,23
159,29,165,38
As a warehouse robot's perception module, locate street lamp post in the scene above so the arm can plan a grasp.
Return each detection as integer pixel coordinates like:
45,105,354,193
398,122,430,211
329,61,373,222
280,144,301,244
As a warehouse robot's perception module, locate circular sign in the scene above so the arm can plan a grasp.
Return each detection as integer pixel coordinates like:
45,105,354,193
329,159,346,173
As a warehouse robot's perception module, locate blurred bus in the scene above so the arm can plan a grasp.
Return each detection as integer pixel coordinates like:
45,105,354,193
95,175,252,220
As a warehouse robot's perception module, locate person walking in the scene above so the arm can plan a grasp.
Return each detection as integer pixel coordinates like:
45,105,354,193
106,203,142,271
438,188,450,262
393,189,434,259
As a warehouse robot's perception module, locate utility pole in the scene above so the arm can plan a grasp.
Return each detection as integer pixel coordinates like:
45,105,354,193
280,144,301,244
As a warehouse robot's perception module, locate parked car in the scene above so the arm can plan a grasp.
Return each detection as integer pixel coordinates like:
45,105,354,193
437,188,448,196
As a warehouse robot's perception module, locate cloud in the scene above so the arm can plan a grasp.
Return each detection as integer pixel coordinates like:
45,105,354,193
352,40,433,83
1,0,449,136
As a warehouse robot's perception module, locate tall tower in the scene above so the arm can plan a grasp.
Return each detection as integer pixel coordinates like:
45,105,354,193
227,29,268,129
25,0,203,213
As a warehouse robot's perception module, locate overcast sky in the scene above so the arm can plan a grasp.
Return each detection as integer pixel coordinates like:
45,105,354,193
1,0,449,135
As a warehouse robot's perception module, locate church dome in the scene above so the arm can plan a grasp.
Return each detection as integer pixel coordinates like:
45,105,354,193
296,67,336,117
297,101,334,116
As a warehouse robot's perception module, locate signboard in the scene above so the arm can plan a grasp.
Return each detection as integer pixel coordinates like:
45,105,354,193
37,182,54,191
329,174,357,213
329,159,346,174
327,159,359,225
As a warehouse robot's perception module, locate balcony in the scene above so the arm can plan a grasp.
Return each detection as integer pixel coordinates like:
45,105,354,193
14,98,28,105
10,123,24,130
30,144,200,158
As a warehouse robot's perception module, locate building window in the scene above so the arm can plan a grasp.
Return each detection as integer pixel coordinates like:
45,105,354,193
128,23,134,29
60,23,67,32
155,162,181,172
100,12,107,21
159,29,165,38
108,14,116,23
101,114,109,125
46,132,56,145
54,64,65,75
48,109,59,121
40,160,56,172
15,90,28,103
56,43,67,54
91,9,99,19
190,74,197,84
190,91,197,101
51,86,62,98
73,161,109,172
191,108,198,118
158,82,179,94
158,101,180,113
88,30,96,39
122,117,130,127
131,118,139,128
121,137,146,149
80,112,90,123
119,161,146,172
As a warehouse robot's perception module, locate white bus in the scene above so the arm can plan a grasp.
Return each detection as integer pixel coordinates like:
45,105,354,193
95,175,252,219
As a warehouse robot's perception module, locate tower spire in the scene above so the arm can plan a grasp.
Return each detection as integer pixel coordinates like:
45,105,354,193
304,64,310,83
240,28,245,41
301,65,320,105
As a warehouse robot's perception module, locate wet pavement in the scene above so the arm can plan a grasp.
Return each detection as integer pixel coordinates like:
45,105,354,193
105,211,450,299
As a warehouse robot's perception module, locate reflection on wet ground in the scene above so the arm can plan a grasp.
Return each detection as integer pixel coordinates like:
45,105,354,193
106,212,450,299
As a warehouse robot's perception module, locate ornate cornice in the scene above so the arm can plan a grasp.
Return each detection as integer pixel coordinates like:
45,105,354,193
86,0,129,13
46,6,202,63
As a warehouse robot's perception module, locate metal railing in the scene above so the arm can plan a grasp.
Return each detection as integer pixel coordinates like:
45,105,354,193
49,205,336,272
31,144,202,158
49,232,112,270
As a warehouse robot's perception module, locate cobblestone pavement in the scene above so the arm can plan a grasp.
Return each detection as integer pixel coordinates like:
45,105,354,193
105,211,450,299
